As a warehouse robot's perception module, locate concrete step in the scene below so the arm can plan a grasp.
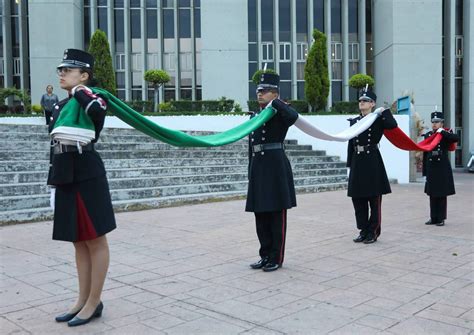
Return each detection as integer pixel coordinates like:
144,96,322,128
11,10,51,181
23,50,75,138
0,148,330,161
0,155,342,173
0,141,313,152
0,123,348,224
0,172,347,198
0,182,348,224
0,163,348,184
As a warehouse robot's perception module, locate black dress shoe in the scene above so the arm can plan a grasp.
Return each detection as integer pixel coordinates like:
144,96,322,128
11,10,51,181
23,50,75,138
55,310,81,322
353,234,366,243
363,236,377,244
250,257,269,269
68,302,103,327
425,219,436,225
262,262,280,272
436,220,445,226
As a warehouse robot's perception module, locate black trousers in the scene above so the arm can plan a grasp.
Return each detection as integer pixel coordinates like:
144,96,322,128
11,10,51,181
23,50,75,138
44,109,52,125
351,196,382,238
429,196,447,223
255,210,287,265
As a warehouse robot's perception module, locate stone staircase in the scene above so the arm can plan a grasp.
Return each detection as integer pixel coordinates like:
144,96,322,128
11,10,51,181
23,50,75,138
0,124,348,224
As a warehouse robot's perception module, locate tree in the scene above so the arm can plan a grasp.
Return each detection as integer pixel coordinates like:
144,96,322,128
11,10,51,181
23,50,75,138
144,69,170,112
88,29,116,95
304,29,329,111
251,68,277,85
349,73,375,92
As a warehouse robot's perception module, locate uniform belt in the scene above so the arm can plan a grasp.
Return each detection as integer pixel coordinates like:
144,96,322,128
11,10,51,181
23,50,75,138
252,142,285,153
52,142,94,154
354,144,378,153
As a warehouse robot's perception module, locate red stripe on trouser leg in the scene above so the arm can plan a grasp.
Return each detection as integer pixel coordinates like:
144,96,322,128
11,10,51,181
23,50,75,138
375,196,382,238
279,209,287,265
76,192,98,241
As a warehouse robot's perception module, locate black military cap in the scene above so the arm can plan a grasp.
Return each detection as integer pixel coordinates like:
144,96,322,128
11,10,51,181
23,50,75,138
257,72,280,90
431,111,444,122
359,89,377,102
57,49,94,69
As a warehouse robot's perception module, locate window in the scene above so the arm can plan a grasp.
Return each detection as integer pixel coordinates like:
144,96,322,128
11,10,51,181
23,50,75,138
147,53,159,69
297,43,308,61
455,35,463,57
131,53,142,71
13,58,21,75
115,54,125,71
349,43,359,61
261,43,274,62
279,43,291,62
0,58,4,75
164,53,175,71
180,53,192,71
331,42,342,61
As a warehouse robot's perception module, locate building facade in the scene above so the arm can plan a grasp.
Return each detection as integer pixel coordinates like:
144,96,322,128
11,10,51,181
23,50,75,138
0,0,473,167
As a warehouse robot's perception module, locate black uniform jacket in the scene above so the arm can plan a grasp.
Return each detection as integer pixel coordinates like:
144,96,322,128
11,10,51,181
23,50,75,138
245,99,299,213
422,129,458,197
47,90,108,186
346,109,398,198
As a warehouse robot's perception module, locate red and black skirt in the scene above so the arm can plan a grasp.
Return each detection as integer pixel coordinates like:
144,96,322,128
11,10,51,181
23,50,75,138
52,176,116,242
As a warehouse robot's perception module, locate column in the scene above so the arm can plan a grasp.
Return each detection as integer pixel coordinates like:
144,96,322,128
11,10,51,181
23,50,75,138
157,2,164,103
107,0,115,68
2,0,13,93
18,0,29,91
463,0,474,166
141,0,147,100
90,0,98,33
274,0,280,75
174,0,180,99
341,0,349,101
124,0,131,100
291,0,297,99
358,0,366,74
443,0,456,166
324,0,332,109
191,0,196,100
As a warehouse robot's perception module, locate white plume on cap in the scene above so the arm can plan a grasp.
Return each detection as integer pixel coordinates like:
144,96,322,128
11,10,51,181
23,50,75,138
263,63,267,71
364,83,368,92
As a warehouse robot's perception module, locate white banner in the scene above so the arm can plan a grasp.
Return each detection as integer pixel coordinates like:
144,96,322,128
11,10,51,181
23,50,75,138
294,108,383,142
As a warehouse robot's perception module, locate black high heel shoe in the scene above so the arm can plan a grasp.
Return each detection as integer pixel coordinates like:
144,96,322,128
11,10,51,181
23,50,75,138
67,302,103,327
55,309,81,322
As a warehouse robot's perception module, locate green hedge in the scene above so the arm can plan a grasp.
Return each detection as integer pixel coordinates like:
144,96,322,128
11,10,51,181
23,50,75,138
247,100,311,114
329,101,359,114
125,100,154,113
126,99,235,113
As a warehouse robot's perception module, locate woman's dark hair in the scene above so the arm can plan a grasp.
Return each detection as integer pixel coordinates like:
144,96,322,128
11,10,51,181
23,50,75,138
79,68,98,87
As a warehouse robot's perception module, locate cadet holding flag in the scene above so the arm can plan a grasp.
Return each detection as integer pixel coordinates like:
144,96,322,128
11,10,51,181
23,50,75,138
422,111,459,226
49,49,115,327
247,71,299,272
347,87,398,244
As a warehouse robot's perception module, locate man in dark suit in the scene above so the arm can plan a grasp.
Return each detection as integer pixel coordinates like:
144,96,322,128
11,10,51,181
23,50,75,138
422,111,459,226
247,72,299,272
347,89,397,244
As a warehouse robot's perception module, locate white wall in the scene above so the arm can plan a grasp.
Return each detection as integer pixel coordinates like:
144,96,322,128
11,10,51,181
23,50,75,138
28,0,84,104
2,114,410,183
374,0,442,121
201,0,248,109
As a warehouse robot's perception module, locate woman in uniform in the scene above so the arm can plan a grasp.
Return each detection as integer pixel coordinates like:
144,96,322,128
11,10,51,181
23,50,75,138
49,49,116,327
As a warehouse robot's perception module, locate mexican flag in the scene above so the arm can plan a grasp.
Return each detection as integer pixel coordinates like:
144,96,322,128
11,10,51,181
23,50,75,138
50,97,95,146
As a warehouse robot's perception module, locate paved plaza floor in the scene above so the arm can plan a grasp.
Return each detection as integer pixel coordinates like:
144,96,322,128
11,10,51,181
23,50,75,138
1,172,473,334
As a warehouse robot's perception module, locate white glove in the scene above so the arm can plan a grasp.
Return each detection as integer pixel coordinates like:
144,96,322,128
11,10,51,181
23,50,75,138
50,188,56,210
436,128,444,133
374,107,384,116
